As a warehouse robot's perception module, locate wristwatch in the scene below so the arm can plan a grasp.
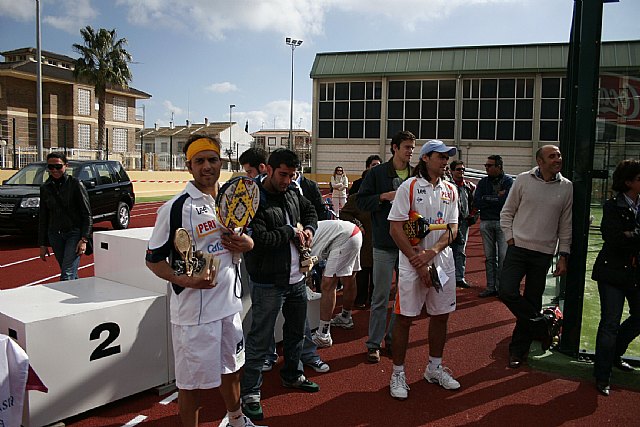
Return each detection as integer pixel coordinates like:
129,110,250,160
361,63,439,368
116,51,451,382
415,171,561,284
558,251,569,259
81,237,89,243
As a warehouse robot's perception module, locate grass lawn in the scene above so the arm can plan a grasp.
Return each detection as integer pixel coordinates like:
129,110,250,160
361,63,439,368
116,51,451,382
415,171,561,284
137,195,174,203
580,206,640,357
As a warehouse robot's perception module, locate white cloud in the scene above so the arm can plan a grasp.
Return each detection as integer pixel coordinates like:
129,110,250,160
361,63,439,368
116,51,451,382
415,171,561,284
0,0,34,21
330,0,521,31
232,100,312,133
113,0,519,40
42,0,98,34
205,82,238,93
116,0,328,40
162,100,185,119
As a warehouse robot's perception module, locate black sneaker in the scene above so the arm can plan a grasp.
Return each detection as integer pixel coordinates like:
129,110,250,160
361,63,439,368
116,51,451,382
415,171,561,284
282,375,320,392
479,289,498,298
456,280,471,289
241,401,264,421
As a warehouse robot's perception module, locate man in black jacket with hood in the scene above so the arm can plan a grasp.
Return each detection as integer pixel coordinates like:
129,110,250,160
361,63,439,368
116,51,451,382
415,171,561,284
241,149,319,421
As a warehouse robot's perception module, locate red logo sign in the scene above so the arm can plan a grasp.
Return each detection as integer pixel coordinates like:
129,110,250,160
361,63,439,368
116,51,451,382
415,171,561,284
598,74,640,125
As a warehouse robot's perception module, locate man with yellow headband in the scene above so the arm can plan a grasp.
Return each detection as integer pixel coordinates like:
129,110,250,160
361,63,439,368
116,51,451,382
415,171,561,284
146,134,260,427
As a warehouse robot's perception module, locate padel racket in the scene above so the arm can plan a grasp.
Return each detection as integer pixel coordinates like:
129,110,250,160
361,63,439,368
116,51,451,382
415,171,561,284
403,210,449,246
216,176,261,264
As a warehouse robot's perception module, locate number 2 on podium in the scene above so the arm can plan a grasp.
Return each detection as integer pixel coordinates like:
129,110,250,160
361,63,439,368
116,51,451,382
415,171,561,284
89,322,122,361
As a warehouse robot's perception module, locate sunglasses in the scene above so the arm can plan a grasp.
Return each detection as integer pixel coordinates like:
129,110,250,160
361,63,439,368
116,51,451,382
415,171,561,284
47,164,64,170
484,164,496,168
455,168,465,172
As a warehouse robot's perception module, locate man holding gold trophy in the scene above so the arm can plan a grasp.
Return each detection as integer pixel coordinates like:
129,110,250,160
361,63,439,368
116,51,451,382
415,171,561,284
146,134,259,427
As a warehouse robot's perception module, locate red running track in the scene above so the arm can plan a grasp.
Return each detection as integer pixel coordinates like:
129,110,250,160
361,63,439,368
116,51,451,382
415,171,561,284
2,205,639,426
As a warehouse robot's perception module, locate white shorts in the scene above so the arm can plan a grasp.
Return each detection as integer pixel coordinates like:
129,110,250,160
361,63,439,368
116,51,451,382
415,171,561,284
172,312,245,390
393,266,456,317
323,232,362,277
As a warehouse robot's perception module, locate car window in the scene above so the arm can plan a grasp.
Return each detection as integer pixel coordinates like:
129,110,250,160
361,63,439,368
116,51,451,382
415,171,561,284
5,164,48,185
109,162,129,182
95,163,115,185
77,165,95,182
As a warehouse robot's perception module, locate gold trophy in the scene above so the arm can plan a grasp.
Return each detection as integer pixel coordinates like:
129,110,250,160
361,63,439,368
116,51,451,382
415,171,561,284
294,223,318,273
173,228,219,279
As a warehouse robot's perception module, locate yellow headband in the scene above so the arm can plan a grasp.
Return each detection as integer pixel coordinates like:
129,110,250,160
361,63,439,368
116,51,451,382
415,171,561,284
186,137,220,161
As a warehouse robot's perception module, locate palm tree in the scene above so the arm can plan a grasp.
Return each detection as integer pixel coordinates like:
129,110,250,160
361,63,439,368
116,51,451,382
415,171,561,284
73,26,132,157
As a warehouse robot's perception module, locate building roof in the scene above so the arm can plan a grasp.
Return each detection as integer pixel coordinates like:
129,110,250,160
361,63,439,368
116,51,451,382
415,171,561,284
252,129,311,136
310,40,640,78
141,122,231,138
1,47,76,64
0,47,151,99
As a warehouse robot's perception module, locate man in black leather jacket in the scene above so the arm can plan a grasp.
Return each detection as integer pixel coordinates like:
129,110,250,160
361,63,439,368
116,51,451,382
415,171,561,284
241,149,319,421
38,152,92,280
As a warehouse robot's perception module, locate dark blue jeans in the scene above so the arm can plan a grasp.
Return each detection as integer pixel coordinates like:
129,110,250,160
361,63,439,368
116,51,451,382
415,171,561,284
594,281,640,382
241,279,307,403
48,228,82,281
498,245,553,357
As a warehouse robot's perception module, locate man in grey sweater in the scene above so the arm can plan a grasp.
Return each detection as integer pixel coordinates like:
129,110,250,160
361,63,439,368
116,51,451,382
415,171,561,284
499,145,573,369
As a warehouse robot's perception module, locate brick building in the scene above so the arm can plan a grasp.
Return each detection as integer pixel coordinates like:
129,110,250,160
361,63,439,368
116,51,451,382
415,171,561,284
0,47,150,164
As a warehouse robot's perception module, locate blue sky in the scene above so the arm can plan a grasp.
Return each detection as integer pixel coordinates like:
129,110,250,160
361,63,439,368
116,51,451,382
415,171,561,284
1,0,639,133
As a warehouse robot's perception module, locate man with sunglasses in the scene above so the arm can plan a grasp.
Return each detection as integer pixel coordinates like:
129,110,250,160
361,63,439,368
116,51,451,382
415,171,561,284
450,160,477,289
39,152,92,281
474,155,513,298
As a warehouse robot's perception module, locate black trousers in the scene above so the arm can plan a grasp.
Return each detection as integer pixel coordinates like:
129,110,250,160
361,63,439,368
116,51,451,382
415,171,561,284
498,245,553,357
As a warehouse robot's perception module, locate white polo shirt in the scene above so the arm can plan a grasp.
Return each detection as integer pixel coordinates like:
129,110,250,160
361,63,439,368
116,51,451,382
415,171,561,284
148,182,242,326
388,176,459,273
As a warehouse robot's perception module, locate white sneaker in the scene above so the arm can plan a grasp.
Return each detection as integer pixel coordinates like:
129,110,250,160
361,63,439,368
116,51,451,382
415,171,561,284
331,314,354,329
223,414,267,427
311,330,333,348
306,286,322,301
390,371,410,400
424,365,461,390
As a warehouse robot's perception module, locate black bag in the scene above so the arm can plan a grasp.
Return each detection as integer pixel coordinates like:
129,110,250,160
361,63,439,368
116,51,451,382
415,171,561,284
84,235,94,256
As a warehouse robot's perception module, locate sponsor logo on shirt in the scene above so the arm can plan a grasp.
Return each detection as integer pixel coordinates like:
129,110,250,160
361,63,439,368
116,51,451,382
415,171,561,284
440,189,454,204
207,241,224,253
427,211,447,225
195,204,210,215
196,220,217,237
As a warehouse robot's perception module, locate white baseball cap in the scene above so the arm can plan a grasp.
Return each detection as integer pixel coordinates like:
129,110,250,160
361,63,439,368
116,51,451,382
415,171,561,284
420,140,457,157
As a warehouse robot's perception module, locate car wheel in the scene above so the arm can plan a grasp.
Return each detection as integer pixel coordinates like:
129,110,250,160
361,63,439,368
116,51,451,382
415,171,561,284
112,201,130,229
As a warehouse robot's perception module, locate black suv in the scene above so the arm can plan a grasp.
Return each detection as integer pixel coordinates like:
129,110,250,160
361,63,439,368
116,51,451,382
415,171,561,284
0,160,135,235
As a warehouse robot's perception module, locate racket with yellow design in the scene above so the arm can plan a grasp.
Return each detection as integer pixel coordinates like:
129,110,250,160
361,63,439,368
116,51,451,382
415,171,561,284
403,210,449,246
216,176,261,264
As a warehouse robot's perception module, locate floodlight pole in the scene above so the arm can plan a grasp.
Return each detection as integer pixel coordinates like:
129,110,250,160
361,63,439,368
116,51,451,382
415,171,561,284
286,38,303,151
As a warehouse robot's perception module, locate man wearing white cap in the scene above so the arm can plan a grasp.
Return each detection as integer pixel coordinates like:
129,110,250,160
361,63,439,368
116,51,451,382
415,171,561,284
387,140,461,400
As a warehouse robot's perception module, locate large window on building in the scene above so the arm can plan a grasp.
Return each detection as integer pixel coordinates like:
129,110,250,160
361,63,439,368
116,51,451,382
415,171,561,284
462,77,534,141
78,123,91,149
318,81,382,138
113,96,128,121
539,77,566,141
112,128,128,152
78,88,91,116
387,79,456,139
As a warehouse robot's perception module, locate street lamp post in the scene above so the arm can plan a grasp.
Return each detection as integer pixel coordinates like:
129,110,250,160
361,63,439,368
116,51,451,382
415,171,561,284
228,104,235,171
285,37,303,151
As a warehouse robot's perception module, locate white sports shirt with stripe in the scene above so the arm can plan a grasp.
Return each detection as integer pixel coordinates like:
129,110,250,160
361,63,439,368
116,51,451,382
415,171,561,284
388,176,459,273
148,181,242,326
